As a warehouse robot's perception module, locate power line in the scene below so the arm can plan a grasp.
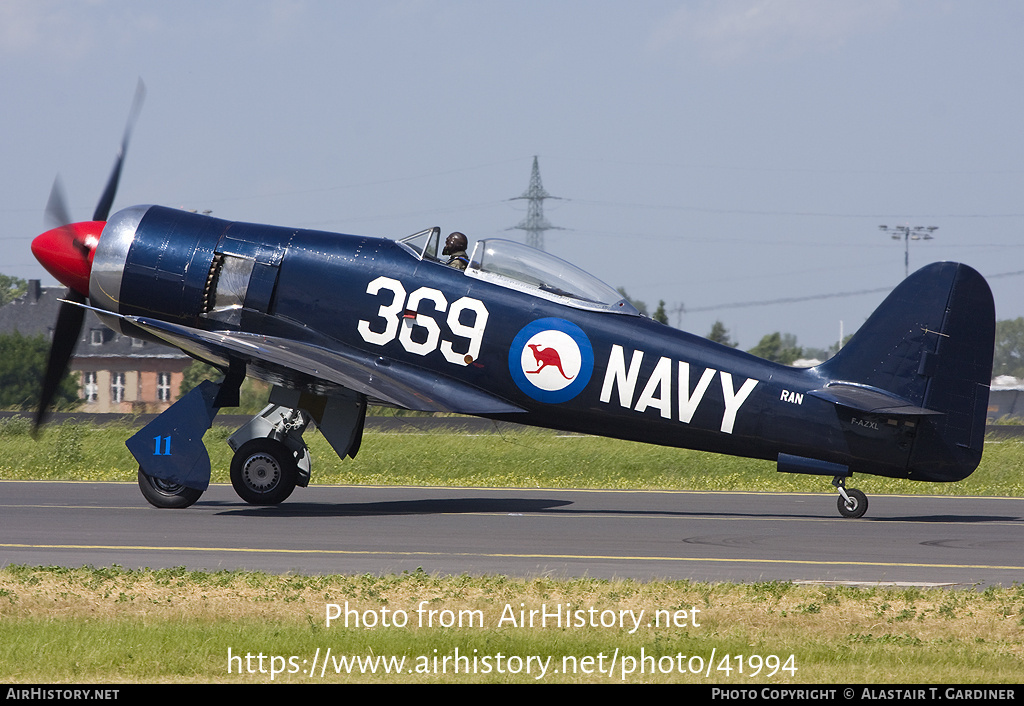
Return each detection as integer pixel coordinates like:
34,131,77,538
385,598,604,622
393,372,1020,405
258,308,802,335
685,286,893,313
570,198,1024,220
685,269,1024,313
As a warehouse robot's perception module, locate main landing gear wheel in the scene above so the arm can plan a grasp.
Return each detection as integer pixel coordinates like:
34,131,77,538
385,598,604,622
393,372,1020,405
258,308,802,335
837,488,868,519
230,438,298,505
138,469,203,509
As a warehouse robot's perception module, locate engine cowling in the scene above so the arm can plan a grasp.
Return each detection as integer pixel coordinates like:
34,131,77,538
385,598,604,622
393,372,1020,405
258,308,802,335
90,205,287,336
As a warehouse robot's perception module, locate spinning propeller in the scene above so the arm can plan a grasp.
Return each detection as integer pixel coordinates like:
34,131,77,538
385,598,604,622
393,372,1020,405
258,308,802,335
31,80,146,429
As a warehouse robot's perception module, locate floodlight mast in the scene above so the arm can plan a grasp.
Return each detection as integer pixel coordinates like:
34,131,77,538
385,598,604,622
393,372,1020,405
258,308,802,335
879,224,938,278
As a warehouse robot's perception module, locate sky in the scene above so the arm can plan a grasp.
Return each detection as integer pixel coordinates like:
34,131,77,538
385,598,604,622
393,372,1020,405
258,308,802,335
2,0,1022,351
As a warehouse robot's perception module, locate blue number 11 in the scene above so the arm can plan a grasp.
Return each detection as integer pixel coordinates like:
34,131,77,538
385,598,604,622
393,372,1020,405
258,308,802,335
154,436,172,456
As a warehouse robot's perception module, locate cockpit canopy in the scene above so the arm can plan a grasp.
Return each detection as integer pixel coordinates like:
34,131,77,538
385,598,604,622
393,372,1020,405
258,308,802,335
397,228,638,315
398,226,442,262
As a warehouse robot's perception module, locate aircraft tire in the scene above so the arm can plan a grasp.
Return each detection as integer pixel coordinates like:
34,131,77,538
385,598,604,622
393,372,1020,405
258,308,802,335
138,469,203,509
230,438,297,505
837,488,868,519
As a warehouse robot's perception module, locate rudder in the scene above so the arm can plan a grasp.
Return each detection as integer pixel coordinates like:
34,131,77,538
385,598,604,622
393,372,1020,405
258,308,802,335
909,263,994,480
818,262,994,481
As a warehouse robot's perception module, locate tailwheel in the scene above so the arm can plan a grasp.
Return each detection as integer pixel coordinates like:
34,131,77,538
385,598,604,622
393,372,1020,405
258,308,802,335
230,438,298,505
837,488,868,519
138,469,203,509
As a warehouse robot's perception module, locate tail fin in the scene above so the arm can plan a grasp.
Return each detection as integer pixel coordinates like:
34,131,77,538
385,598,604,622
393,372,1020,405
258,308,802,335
817,262,994,481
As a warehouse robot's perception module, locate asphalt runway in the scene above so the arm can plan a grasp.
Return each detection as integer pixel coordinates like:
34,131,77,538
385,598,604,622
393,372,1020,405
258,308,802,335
3,480,1024,587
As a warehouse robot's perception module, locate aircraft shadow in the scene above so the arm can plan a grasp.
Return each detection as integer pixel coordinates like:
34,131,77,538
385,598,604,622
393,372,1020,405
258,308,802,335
204,498,1020,522
210,496,574,518
209,499,812,520
870,514,1022,523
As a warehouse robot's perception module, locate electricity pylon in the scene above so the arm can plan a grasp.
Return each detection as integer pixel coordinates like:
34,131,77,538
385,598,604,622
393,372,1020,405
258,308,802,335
508,156,563,251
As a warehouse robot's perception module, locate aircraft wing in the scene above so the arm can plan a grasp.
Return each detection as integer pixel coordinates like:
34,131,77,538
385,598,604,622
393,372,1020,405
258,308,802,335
806,383,942,416
124,315,526,415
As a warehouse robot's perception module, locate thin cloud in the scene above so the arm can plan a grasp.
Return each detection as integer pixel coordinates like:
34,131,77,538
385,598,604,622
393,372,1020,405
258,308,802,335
0,1,73,56
0,1,141,62
650,0,900,65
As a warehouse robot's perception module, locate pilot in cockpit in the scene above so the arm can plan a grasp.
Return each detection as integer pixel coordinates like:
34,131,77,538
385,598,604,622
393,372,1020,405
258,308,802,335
443,232,470,271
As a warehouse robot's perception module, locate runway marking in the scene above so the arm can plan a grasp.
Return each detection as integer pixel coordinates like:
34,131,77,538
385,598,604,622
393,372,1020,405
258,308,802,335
0,504,149,510
3,543,1024,572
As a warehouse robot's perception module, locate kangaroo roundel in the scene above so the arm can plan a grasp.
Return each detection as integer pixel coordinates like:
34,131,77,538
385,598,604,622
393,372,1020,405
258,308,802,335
509,318,594,403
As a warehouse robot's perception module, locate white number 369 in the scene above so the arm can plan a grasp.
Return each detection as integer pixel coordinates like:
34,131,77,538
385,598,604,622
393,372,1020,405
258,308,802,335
357,276,488,366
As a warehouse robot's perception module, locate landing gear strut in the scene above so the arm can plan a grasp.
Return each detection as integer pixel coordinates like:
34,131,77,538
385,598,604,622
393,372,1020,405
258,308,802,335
224,387,366,505
130,377,366,508
227,403,312,506
833,476,868,518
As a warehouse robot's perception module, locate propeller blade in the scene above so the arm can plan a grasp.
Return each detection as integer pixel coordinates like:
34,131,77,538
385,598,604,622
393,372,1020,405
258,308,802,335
35,79,146,430
44,177,93,259
92,78,146,222
45,176,72,231
35,291,86,431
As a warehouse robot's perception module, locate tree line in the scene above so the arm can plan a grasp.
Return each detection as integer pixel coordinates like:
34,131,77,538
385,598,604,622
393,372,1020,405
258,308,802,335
617,285,1024,374
706,317,1024,377
1,280,1023,412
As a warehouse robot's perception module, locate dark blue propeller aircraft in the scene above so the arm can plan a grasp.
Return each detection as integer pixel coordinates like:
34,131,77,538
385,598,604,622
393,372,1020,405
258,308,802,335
31,86,995,518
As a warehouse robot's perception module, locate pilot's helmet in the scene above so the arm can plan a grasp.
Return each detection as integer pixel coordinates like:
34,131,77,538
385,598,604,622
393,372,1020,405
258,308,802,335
443,231,468,255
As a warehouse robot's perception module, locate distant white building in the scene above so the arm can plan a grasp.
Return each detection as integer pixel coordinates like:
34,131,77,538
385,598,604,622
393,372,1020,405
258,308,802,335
989,376,1024,420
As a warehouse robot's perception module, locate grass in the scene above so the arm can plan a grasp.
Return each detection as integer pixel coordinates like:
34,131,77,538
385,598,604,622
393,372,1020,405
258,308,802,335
2,419,1023,683
1,565,1023,683
1,416,1023,498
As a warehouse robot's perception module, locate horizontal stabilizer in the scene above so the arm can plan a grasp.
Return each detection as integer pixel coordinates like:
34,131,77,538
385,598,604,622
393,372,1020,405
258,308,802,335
778,453,850,477
806,383,941,417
